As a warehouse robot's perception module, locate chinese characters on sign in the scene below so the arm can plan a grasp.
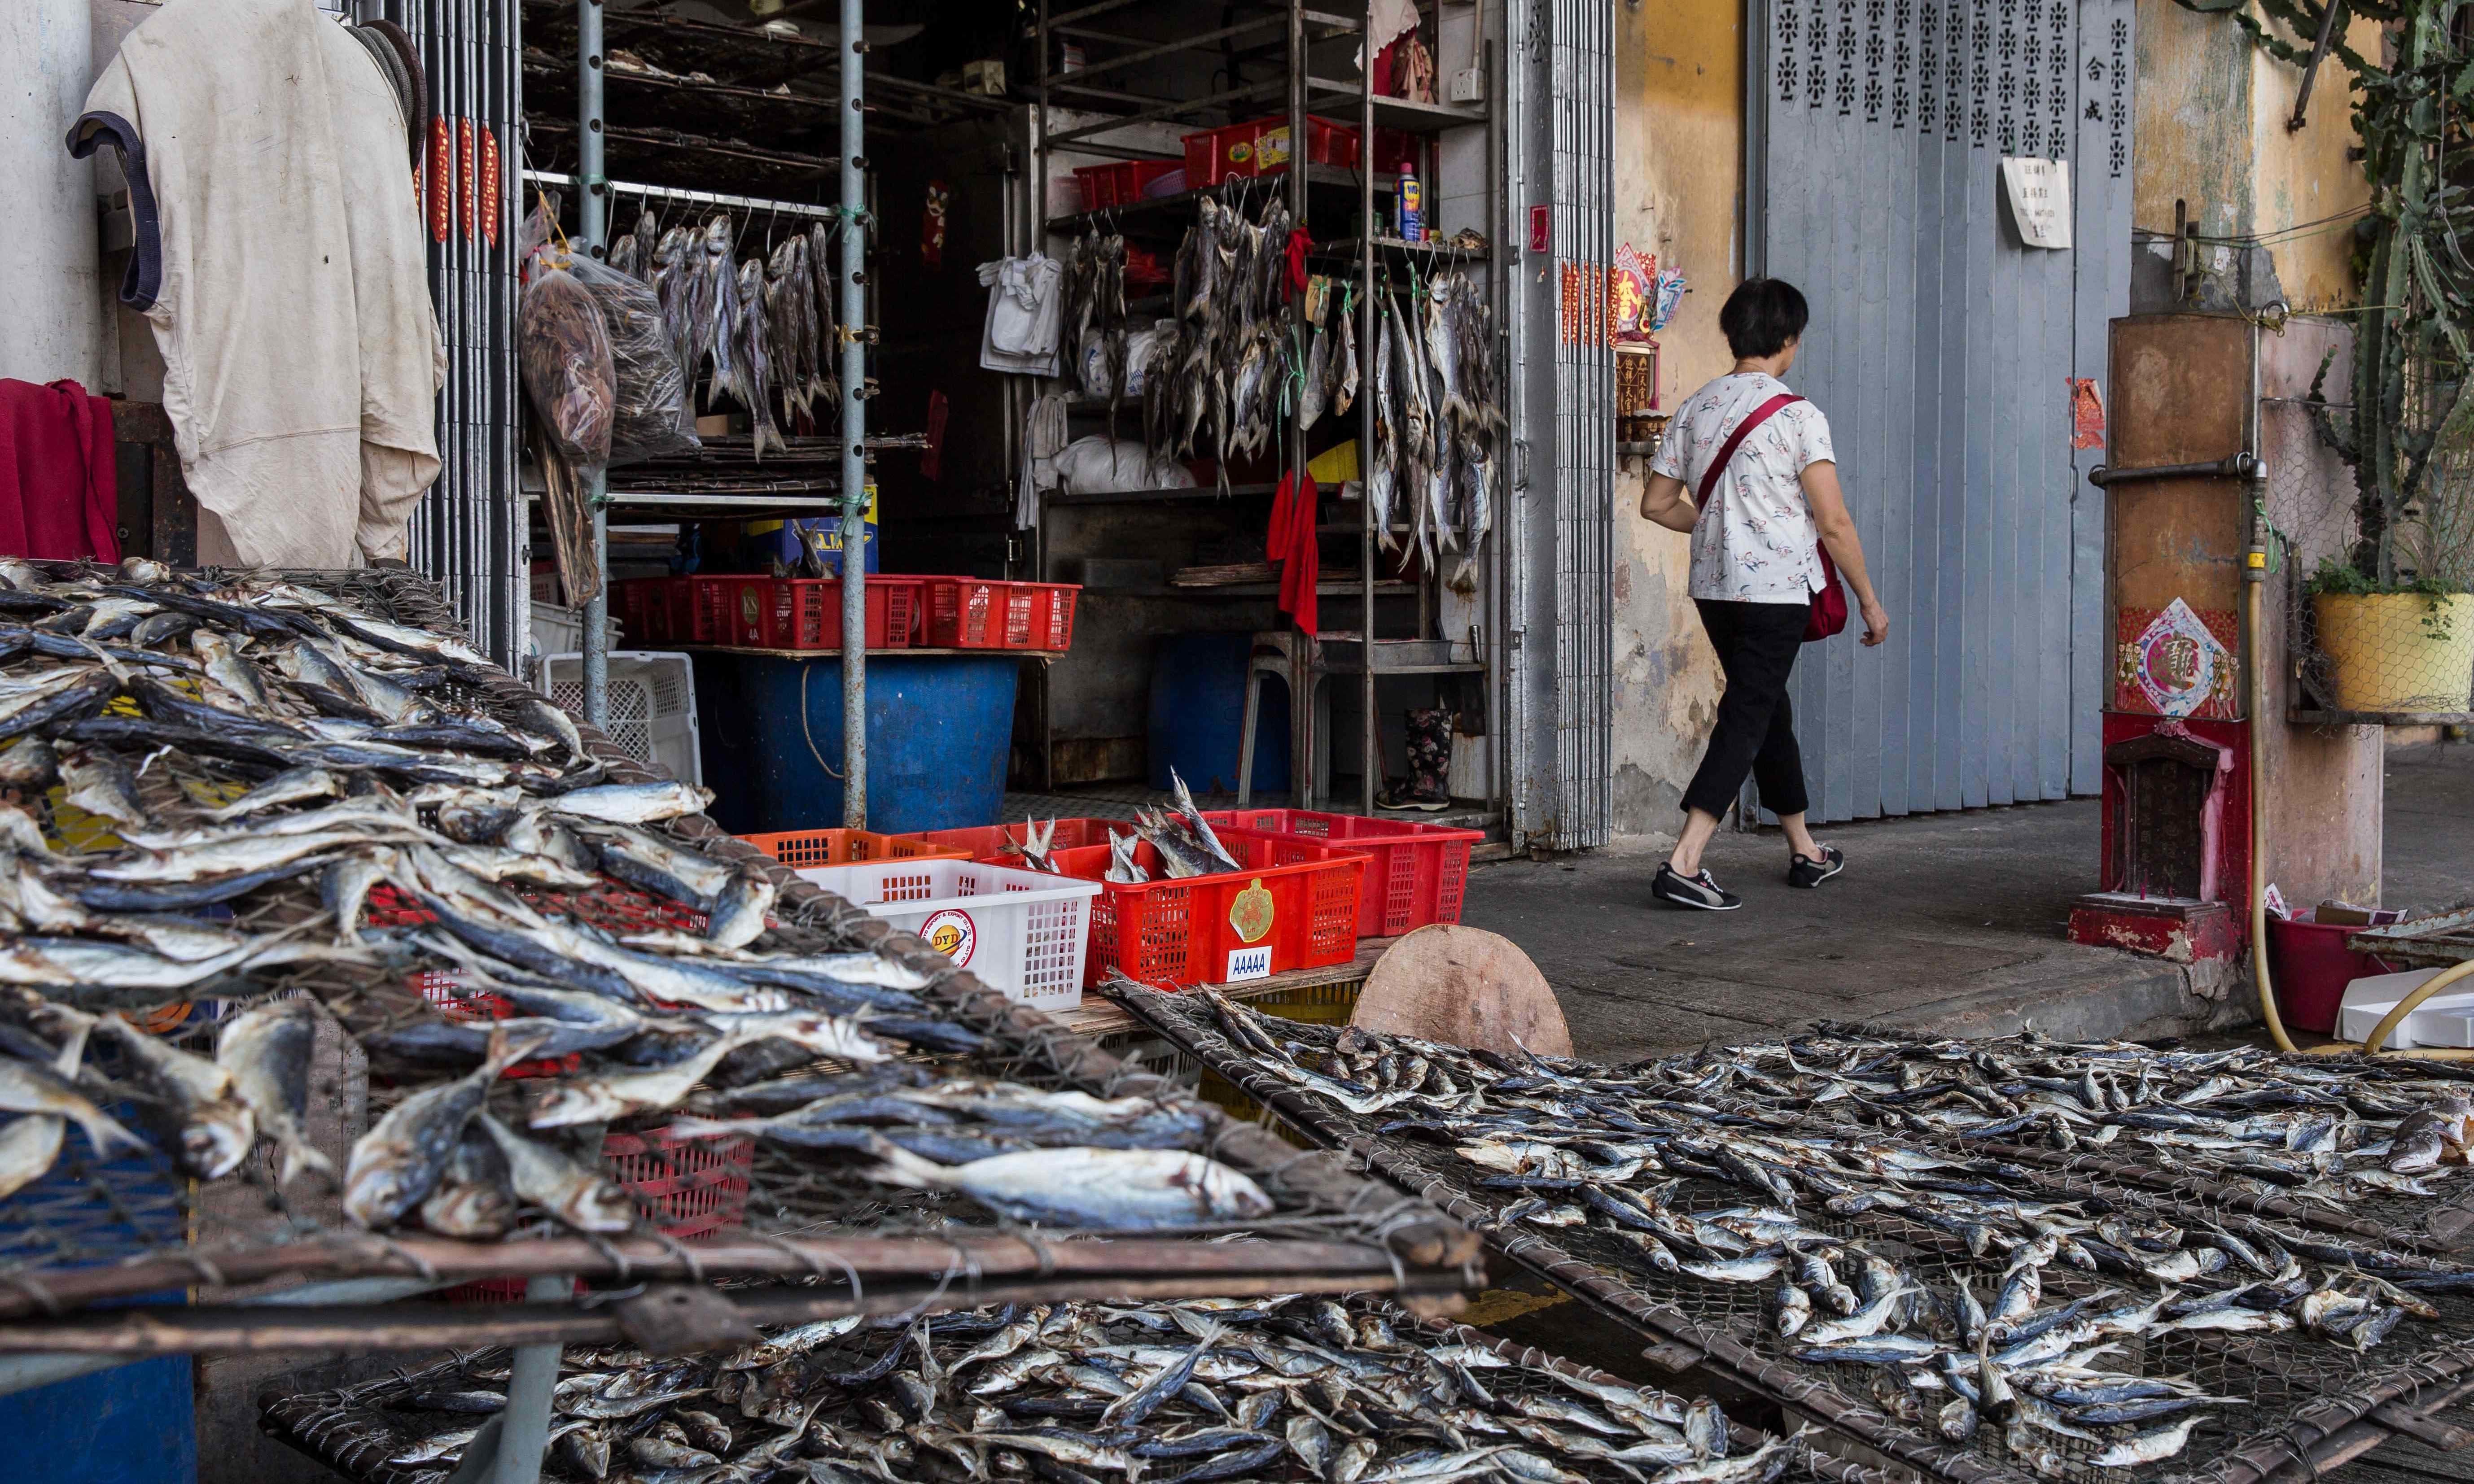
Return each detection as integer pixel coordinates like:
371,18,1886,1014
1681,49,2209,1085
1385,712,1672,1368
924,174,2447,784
2000,157,2073,249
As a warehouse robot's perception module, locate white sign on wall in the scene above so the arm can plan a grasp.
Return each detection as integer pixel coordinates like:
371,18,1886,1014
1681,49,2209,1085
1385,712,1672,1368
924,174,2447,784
2000,157,2074,249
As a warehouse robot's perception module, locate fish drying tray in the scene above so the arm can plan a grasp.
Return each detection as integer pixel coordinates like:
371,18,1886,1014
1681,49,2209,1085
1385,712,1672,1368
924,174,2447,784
258,1294,1895,1484
0,563,1476,1359
1109,984,2474,1484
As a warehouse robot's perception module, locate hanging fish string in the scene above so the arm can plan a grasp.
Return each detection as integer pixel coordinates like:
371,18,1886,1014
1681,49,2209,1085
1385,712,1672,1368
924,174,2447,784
0,558,1337,1285
260,1294,1844,1484
1131,988,2474,1478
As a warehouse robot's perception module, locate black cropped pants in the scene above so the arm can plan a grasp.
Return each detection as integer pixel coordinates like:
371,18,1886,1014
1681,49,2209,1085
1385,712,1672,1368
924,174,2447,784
1681,598,1812,821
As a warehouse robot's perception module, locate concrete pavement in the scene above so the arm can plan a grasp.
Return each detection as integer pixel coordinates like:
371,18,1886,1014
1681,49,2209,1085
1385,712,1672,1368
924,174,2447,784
1461,740,2472,1062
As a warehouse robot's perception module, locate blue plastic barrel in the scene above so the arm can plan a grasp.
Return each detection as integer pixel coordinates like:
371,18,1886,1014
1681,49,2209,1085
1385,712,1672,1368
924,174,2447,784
693,652,1016,834
0,1351,194,1484
1148,632,1289,796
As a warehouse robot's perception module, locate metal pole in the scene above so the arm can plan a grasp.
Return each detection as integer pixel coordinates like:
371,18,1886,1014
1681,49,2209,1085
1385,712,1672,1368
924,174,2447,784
839,0,868,826
578,0,609,728
490,1273,570,1484
1360,0,1377,815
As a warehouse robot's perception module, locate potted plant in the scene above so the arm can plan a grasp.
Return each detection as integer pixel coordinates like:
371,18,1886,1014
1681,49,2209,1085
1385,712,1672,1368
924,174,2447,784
2307,558,2474,712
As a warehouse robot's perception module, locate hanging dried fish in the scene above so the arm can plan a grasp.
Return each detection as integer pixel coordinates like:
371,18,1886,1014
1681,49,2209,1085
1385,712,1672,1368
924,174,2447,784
731,257,788,458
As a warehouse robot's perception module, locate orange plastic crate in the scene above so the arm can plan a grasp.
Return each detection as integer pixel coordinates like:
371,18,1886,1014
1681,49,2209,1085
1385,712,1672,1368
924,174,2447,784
739,828,972,869
1204,808,1484,938
1053,826,1366,988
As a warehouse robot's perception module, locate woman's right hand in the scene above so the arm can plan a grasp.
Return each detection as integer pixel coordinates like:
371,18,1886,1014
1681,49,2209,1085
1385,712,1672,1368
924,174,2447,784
1860,598,1890,647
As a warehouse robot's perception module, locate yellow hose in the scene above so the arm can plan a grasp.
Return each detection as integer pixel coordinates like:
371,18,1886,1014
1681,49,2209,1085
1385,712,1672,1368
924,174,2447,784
2248,565,2474,1056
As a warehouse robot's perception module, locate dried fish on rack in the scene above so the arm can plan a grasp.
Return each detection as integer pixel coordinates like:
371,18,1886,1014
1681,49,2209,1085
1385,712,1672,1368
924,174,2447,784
1123,987,2474,1478
263,1296,1850,1484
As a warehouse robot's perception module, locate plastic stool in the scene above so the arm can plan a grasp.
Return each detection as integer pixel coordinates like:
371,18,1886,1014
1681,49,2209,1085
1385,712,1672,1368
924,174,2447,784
1238,630,1324,807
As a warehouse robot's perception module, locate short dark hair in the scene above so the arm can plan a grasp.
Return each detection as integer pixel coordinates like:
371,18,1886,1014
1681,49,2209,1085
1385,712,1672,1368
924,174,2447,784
1718,278,1809,359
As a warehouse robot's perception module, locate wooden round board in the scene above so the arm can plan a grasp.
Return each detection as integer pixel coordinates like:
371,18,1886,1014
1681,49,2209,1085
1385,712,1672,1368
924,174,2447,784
1351,924,1574,1057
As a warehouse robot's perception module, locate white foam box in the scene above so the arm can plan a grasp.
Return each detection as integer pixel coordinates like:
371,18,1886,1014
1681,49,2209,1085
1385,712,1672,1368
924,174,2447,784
2338,968,2472,1048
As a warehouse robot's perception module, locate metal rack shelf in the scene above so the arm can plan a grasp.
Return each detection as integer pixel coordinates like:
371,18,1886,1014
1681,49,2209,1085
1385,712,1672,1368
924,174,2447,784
1046,483,1277,506
1306,77,1488,131
1043,165,1398,236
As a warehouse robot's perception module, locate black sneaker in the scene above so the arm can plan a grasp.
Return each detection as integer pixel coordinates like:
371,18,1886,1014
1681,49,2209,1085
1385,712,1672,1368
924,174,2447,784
1787,845,1844,888
1653,863,1742,911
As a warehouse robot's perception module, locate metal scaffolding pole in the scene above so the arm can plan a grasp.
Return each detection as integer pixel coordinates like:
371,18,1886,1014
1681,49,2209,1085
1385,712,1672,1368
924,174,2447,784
578,0,609,729
838,0,868,825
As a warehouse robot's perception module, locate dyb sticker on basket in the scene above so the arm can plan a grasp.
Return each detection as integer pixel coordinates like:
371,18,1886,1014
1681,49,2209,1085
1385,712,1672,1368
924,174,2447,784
919,908,978,968
1229,880,1275,943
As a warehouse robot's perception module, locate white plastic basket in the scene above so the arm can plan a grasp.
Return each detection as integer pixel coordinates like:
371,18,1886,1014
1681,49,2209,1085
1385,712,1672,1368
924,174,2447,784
542,650,703,787
529,602,621,671
794,858,1101,1012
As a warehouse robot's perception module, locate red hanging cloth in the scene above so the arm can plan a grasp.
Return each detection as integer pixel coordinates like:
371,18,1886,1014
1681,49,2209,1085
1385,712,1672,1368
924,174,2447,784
1265,469,1318,635
1283,228,1313,299
0,379,119,563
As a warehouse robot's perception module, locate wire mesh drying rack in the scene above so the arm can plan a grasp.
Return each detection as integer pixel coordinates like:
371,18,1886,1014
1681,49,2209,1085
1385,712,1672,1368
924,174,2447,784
257,1294,1895,1484
0,564,1479,1365
1106,985,2474,1484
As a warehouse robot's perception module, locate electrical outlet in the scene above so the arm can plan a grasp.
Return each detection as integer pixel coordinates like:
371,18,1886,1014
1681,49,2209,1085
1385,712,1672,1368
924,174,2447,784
1449,67,1484,104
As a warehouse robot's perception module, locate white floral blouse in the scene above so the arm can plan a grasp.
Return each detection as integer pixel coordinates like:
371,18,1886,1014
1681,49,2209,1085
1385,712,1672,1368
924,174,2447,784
1648,371,1836,605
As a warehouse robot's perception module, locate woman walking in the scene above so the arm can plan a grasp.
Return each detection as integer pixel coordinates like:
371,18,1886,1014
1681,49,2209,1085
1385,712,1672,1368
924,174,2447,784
1636,278,1888,912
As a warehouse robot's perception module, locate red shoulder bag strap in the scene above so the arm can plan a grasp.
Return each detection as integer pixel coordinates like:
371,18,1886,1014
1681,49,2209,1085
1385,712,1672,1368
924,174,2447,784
1692,392,1804,517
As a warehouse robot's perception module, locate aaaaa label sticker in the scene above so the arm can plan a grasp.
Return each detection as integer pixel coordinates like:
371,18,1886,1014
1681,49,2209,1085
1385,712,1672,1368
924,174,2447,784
921,908,977,967
1229,880,1275,944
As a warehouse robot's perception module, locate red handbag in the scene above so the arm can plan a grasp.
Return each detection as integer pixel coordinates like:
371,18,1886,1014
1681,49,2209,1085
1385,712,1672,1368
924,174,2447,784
1692,392,1848,643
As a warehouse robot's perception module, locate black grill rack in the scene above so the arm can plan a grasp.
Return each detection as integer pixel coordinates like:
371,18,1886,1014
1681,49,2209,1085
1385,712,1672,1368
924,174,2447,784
1107,985,2474,1484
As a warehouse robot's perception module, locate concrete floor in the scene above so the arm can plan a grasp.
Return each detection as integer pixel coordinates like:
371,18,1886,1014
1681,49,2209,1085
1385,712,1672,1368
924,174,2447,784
1460,739,2474,1063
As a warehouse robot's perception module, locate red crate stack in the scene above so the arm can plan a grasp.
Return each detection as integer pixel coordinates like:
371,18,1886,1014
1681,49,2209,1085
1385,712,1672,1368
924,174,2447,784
920,578,1078,651
720,576,916,650
1053,826,1366,988
1204,808,1484,938
1073,160,1179,210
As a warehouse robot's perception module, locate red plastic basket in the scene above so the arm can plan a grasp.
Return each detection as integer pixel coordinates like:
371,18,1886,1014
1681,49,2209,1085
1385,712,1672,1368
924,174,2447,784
442,1128,753,1301
690,574,750,644
1180,116,1360,186
1054,826,1367,988
721,576,915,650
1073,160,1179,210
1204,809,1484,938
740,828,972,869
920,579,1078,651
894,817,1128,862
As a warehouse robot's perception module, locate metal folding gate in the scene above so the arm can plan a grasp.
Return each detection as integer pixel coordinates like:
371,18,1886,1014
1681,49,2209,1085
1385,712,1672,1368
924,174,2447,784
1751,0,2132,823
1506,0,1617,852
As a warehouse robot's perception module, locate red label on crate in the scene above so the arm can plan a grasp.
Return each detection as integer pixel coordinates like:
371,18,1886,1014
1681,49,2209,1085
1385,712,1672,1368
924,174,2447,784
459,117,477,240
920,908,978,967
429,118,452,243
1229,879,1275,944
480,127,502,246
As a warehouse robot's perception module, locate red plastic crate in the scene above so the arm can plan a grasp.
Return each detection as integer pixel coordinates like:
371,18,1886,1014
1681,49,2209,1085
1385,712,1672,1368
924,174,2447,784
1204,808,1484,938
920,578,1078,651
1073,160,1178,210
443,1127,754,1300
613,580,657,644
895,817,1129,862
1181,116,1361,186
721,576,915,650
1054,826,1367,989
690,574,751,644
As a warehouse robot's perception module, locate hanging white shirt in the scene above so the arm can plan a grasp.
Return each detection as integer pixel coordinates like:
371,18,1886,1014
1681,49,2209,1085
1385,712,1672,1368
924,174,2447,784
1649,371,1836,605
72,0,444,570
976,253,1063,377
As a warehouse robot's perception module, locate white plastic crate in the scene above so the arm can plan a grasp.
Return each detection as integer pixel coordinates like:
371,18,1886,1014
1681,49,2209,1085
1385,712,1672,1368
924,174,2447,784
529,602,621,672
542,650,703,787
794,858,1101,1012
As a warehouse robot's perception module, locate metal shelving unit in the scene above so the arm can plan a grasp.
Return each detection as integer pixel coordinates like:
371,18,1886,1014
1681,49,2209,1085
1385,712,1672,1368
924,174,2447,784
1026,0,1503,815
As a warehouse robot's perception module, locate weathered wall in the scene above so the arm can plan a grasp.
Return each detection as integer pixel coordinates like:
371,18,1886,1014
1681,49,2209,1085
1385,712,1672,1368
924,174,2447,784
1608,0,1740,841
2134,0,2373,312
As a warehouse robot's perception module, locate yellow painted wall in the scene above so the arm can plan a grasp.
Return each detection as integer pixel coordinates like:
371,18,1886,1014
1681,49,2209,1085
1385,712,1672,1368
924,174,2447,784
1609,0,1742,838
2133,0,2372,311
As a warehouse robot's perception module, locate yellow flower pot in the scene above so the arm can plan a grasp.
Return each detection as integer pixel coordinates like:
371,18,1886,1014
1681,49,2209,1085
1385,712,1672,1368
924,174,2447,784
2312,591,2474,712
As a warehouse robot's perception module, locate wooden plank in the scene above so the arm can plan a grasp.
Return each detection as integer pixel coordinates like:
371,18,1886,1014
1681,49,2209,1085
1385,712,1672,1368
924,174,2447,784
1059,938,1392,1039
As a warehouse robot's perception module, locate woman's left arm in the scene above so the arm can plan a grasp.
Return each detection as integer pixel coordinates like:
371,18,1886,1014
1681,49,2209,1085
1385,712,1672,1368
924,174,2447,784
1802,460,1890,647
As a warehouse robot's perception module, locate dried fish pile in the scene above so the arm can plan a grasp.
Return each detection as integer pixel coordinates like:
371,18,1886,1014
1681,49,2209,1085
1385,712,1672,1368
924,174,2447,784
1366,271,1499,592
636,205,838,458
263,1296,1845,1484
1129,988,2474,1479
1144,195,1296,493
0,560,1295,1267
1692,1026,2474,1206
